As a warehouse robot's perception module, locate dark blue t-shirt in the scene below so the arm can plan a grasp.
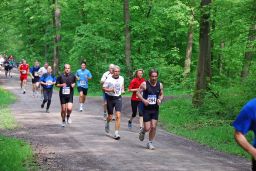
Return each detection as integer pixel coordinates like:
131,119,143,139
30,66,40,77
233,98,256,147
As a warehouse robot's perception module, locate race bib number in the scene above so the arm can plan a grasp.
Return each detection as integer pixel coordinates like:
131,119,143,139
34,72,39,76
4,63,8,66
80,80,86,86
147,95,157,105
62,87,70,95
22,70,27,74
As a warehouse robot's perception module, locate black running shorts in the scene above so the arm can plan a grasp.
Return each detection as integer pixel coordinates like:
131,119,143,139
32,77,40,84
131,100,143,117
77,87,88,95
107,96,122,115
143,110,159,122
59,94,73,104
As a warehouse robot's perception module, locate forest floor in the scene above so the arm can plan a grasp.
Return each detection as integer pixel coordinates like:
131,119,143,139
0,69,250,171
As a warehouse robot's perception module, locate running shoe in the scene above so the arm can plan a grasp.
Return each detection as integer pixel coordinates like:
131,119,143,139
79,106,83,112
139,128,145,141
128,120,132,129
46,109,49,113
147,142,155,150
112,116,116,121
41,103,44,109
105,122,110,133
23,90,26,94
61,121,66,127
113,133,120,140
67,118,72,124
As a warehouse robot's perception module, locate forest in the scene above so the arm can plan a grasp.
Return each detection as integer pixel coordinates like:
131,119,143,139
0,0,256,156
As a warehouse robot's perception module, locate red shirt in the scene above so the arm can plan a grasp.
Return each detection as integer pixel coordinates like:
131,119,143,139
19,64,29,76
128,77,145,101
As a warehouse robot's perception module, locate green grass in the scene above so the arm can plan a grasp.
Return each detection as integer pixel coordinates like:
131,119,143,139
0,87,37,170
159,97,252,159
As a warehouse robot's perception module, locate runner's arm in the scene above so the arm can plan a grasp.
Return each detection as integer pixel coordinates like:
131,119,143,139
102,81,114,93
136,82,148,105
234,130,256,159
128,80,137,92
157,83,164,104
55,77,66,87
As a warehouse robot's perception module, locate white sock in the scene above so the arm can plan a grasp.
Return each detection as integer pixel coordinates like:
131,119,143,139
23,89,26,92
80,103,83,107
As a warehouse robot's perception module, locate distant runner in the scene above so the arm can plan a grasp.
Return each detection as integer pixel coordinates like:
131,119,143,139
19,59,30,94
30,60,41,97
137,69,164,150
128,69,145,130
100,64,115,119
38,62,49,99
76,61,92,112
40,66,56,113
103,65,125,140
56,64,76,127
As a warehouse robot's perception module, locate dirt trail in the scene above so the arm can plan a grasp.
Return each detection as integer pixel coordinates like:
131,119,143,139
0,70,250,171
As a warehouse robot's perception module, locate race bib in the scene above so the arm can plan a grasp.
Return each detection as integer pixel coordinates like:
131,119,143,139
114,84,121,95
4,63,8,66
147,95,157,105
22,70,27,74
62,87,70,95
34,72,39,76
80,80,86,86
46,81,52,86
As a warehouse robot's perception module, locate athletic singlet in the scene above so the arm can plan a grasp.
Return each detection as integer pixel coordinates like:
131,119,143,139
19,64,29,75
30,66,40,77
56,73,76,96
142,81,161,111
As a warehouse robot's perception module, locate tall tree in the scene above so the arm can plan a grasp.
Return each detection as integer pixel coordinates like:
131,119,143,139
53,0,61,75
193,0,212,106
124,0,132,77
183,7,195,78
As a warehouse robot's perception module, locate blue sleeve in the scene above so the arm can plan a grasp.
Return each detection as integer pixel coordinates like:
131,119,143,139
53,76,56,82
88,71,92,78
30,67,33,73
233,107,252,135
76,70,79,77
40,75,44,82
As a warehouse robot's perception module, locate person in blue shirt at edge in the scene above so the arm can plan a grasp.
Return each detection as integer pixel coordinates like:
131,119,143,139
40,66,56,113
30,60,41,97
233,98,256,171
76,61,92,112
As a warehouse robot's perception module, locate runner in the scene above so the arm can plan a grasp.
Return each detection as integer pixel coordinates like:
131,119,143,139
128,69,145,130
76,61,92,112
103,65,125,140
233,98,256,171
137,69,164,150
56,64,76,127
29,60,41,97
40,66,56,113
18,59,30,94
100,64,115,119
7,55,14,77
38,62,49,99
3,57,10,78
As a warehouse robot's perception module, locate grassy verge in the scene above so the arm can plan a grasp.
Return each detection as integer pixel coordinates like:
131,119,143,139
0,87,37,170
159,97,252,159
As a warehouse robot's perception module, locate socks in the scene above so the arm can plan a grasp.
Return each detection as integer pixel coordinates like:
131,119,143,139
115,130,119,136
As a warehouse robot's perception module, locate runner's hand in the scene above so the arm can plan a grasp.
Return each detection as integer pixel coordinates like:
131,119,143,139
143,99,149,106
62,83,67,87
71,83,75,88
157,99,162,105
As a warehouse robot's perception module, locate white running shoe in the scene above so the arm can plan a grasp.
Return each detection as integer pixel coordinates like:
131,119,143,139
113,133,120,140
147,142,155,150
61,121,66,127
67,118,72,124
79,106,83,112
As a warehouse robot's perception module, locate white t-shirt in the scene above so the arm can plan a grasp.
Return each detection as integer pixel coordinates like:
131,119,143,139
38,67,47,77
103,76,124,96
100,71,112,83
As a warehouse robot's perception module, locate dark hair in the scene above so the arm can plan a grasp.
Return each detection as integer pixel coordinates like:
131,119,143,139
81,61,86,65
149,68,158,76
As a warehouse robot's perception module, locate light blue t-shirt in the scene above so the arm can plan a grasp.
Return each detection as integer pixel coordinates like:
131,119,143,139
76,69,92,88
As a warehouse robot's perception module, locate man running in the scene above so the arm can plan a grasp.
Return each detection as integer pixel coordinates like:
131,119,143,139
137,69,164,150
100,64,115,119
56,64,76,127
128,69,145,130
3,57,11,78
233,98,256,171
103,65,125,140
76,61,92,112
38,62,49,99
30,61,41,97
40,66,56,113
19,59,30,94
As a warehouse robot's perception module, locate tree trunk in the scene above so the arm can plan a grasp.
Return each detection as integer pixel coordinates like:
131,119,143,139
218,42,224,75
53,0,61,75
192,0,212,107
124,0,132,78
241,24,256,78
183,9,194,78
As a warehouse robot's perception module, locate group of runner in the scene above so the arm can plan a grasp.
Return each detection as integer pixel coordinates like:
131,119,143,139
1,54,15,78
17,59,164,150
